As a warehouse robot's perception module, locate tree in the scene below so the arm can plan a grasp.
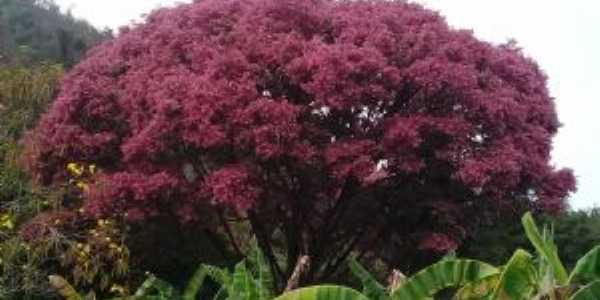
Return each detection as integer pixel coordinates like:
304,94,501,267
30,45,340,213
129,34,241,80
0,0,111,66
24,0,575,288
459,208,600,270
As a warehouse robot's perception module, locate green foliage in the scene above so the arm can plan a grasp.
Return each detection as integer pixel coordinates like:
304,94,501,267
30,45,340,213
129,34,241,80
522,212,569,285
50,244,275,300
488,249,536,300
274,286,370,300
0,63,64,299
391,259,499,300
0,63,63,138
348,257,388,300
0,0,110,66
460,209,600,270
293,213,600,300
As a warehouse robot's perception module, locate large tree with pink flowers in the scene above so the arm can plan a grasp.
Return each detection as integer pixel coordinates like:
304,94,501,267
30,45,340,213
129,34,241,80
24,0,575,286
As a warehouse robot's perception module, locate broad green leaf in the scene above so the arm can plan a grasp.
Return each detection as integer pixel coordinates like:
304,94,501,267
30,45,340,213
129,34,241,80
274,285,371,300
183,265,209,300
231,260,258,299
204,265,231,286
569,246,600,284
133,275,160,296
453,273,499,300
391,259,499,300
348,257,389,300
522,212,569,284
570,280,600,300
249,246,274,299
490,249,536,300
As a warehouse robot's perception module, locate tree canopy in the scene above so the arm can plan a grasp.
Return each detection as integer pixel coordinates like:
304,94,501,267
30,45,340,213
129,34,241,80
24,0,575,286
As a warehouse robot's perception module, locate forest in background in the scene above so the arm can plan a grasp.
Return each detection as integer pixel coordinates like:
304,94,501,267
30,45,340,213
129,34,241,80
0,0,111,66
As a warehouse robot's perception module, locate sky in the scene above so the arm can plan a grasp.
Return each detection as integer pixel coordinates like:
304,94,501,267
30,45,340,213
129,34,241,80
53,0,600,210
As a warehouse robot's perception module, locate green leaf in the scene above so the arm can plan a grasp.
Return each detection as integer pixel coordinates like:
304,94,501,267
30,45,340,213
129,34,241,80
348,257,389,300
490,249,536,300
183,265,209,300
274,285,371,300
231,260,258,299
453,273,499,300
570,246,600,284
570,280,600,300
522,212,569,284
248,246,274,299
390,259,499,300
204,265,231,286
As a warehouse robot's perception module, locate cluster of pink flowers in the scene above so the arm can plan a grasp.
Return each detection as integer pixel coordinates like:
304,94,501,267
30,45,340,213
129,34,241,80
25,0,575,256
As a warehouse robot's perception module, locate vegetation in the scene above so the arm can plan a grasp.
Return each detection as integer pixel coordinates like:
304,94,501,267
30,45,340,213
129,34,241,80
0,63,64,298
0,0,584,299
48,213,600,299
0,0,110,66
460,209,600,269
24,0,574,289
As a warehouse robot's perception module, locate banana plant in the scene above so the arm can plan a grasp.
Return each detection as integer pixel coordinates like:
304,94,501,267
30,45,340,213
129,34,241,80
278,212,600,300
520,212,600,300
275,255,499,300
51,212,600,300
273,285,370,300
454,213,600,300
201,245,275,300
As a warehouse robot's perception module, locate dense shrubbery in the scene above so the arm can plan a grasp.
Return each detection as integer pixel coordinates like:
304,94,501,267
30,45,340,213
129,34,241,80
24,0,574,288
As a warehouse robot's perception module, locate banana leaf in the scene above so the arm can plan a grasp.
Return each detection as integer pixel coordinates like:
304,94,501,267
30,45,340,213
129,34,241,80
390,259,499,300
569,246,600,284
522,212,569,284
348,257,389,300
570,280,600,300
490,249,536,300
274,285,371,300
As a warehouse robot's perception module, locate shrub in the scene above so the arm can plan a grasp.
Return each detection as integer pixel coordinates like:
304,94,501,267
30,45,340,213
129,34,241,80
25,0,575,285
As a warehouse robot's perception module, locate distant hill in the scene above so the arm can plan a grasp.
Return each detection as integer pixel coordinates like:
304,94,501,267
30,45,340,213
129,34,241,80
0,0,111,66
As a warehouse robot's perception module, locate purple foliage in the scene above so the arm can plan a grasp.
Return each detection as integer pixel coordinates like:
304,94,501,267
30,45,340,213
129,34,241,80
25,0,575,279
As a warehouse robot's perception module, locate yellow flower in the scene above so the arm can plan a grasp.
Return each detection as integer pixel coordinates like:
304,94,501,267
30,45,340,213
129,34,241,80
67,163,85,177
89,164,97,175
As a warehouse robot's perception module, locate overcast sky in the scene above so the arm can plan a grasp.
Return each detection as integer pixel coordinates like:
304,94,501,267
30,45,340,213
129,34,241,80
54,0,600,210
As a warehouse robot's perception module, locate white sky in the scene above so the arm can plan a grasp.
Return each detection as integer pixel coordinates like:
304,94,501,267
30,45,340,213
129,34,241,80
54,0,600,210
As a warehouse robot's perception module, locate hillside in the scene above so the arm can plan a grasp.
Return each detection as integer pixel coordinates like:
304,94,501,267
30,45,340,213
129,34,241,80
0,0,111,66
